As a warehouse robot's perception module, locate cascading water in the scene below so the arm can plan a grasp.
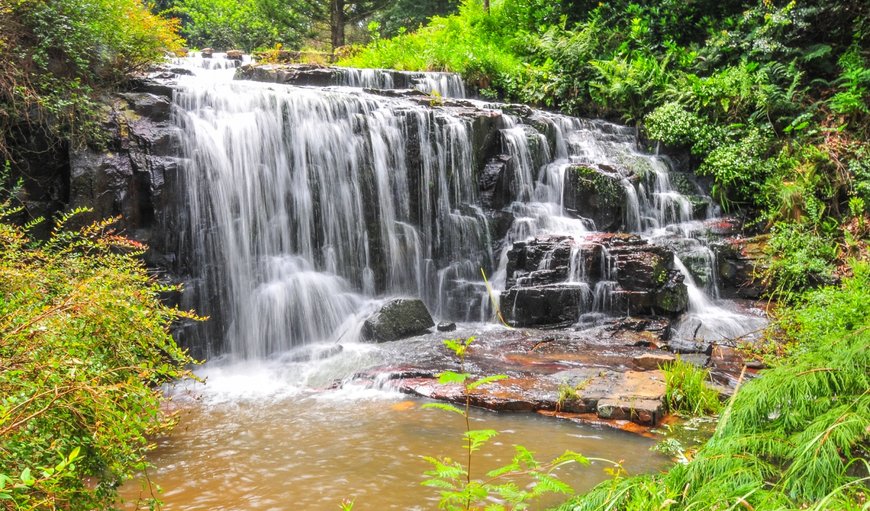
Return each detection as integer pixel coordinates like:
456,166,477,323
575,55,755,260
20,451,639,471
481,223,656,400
119,54,763,511
337,67,468,98
170,61,490,358
168,54,762,360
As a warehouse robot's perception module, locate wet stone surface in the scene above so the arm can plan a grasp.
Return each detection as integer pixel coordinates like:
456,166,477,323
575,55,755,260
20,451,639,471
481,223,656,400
345,322,755,431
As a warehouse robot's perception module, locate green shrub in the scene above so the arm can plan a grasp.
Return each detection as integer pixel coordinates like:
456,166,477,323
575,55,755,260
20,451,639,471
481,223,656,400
558,264,870,511
765,221,838,298
1,0,183,156
0,205,195,510
662,358,722,417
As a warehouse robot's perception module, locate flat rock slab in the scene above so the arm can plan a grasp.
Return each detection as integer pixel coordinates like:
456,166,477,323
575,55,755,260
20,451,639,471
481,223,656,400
349,323,684,428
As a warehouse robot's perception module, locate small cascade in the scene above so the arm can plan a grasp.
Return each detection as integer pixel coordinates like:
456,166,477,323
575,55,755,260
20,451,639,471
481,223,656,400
671,256,765,344
173,51,252,70
335,67,467,98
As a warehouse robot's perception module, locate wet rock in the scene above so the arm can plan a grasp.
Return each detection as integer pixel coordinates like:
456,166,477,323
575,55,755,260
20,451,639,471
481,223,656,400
118,92,171,122
225,49,244,60
665,329,715,354
364,88,429,98
235,63,337,87
609,317,671,343
613,246,671,291
501,233,688,326
501,285,587,328
361,298,435,343
437,322,457,332
68,92,180,265
633,353,676,370
562,164,626,231
597,398,663,425
654,271,689,314
201,47,214,58
713,235,768,299
503,236,573,289
710,344,744,375
169,67,195,76
479,155,513,209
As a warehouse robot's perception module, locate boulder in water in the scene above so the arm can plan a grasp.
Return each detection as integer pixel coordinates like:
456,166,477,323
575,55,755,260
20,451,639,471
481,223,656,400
225,50,244,60
362,298,435,343
201,48,214,58
437,322,457,332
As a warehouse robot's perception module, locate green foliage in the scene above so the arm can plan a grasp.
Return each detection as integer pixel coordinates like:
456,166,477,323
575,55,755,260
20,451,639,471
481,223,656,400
0,204,195,510
422,337,590,510
1,0,183,156
558,264,870,510
174,0,308,51
661,358,722,417
764,222,838,298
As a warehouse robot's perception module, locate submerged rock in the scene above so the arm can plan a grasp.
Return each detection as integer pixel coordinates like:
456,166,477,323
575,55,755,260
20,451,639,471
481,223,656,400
361,298,435,343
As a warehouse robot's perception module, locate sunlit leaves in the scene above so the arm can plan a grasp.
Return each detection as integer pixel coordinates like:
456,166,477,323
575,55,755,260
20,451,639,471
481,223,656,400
423,337,583,510
0,208,195,510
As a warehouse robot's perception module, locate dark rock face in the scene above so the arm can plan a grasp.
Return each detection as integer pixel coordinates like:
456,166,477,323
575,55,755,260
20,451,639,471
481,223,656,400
437,322,457,332
562,164,626,231
501,233,688,327
68,89,181,268
361,298,435,342
713,234,768,298
501,285,588,328
235,63,337,87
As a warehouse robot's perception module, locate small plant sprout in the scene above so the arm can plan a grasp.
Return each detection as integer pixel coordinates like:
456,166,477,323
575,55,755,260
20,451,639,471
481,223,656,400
421,337,597,511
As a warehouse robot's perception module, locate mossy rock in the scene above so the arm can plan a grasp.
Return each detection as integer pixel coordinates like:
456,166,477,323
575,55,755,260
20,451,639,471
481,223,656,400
562,165,626,231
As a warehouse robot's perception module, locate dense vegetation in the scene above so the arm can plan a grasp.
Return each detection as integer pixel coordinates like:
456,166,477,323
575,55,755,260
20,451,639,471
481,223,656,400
0,0,183,159
342,0,870,297
338,1,870,508
0,198,195,509
559,263,869,510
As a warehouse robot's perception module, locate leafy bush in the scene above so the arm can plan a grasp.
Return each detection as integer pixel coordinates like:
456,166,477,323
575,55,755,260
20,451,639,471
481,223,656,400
0,204,194,510
764,221,838,298
1,0,183,156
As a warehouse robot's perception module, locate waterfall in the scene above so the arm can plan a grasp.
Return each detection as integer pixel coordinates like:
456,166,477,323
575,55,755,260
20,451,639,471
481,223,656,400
167,57,762,359
336,67,467,98
171,65,489,358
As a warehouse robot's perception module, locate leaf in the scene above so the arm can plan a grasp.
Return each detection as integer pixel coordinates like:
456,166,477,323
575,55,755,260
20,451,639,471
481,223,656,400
437,371,470,385
421,402,465,416
464,429,499,452
467,374,508,390
551,450,589,467
20,468,34,486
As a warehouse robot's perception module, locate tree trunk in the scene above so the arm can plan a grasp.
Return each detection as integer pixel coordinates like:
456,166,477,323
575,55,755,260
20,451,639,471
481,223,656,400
483,0,489,12
331,0,346,50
